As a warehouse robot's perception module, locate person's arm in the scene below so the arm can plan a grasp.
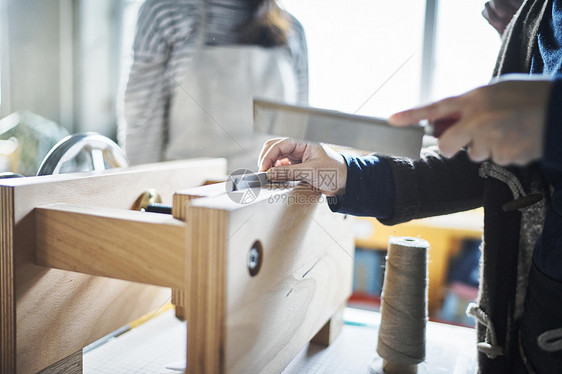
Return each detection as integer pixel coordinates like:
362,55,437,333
327,154,395,219
118,0,197,165
258,138,484,224
258,138,393,218
378,148,483,225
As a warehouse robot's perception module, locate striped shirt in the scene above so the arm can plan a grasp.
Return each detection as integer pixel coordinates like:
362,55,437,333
118,0,308,165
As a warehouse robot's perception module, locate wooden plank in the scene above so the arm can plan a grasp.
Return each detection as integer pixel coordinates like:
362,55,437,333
37,350,82,374
174,183,354,373
310,303,345,346
36,204,187,287
171,181,228,320
0,158,226,373
1,186,15,371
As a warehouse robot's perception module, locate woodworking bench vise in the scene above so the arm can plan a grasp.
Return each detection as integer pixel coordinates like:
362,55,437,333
0,151,354,373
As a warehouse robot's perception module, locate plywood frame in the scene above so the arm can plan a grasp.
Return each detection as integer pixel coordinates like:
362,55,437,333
0,158,226,373
173,183,354,373
35,204,187,287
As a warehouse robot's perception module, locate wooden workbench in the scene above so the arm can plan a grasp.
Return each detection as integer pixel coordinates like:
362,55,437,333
83,307,478,373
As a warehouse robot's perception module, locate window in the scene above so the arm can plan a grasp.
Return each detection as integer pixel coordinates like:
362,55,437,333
0,1,506,134
282,0,501,117
0,0,7,117
432,0,501,99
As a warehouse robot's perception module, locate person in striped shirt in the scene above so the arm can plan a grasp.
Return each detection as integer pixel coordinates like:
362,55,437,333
118,0,308,171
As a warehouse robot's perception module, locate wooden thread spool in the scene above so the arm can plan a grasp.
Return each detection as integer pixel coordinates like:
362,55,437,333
371,236,429,374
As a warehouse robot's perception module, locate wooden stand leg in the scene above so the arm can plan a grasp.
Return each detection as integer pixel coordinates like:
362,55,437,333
172,288,186,321
37,350,82,374
311,304,345,346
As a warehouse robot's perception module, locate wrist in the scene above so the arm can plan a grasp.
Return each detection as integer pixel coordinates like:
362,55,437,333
335,153,347,195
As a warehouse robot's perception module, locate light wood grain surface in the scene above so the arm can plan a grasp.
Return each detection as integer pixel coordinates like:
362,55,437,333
36,204,187,287
174,183,355,374
1,158,226,373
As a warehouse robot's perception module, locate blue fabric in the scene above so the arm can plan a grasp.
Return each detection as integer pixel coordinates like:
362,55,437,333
531,1,562,282
531,0,562,74
447,239,482,287
328,154,394,219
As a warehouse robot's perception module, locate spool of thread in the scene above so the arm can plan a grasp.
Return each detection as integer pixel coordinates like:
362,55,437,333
371,236,429,374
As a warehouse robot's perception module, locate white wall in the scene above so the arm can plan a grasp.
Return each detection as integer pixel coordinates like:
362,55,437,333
1,0,125,138
75,0,123,137
2,0,70,127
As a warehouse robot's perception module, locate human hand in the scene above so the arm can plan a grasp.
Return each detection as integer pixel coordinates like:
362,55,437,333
389,75,552,166
482,0,524,35
258,138,347,195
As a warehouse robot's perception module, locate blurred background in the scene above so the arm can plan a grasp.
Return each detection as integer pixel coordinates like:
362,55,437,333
0,0,500,142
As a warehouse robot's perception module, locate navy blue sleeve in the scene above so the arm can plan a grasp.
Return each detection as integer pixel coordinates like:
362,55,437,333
542,75,562,172
328,154,395,219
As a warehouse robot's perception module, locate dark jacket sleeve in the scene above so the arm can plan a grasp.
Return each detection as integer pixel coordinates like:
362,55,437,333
330,146,485,225
542,75,562,173
380,147,484,225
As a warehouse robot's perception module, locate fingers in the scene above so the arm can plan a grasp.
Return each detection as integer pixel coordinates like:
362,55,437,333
437,112,498,160
388,97,463,126
466,139,491,163
267,164,312,183
389,95,466,156
437,119,473,158
267,148,347,195
438,116,519,163
258,138,307,172
258,140,347,195
258,138,283,170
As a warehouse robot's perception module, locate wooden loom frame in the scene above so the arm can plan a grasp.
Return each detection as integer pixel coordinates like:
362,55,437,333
1,159,354,373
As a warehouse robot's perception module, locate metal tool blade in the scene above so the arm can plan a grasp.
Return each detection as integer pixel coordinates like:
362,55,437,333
227,171,268,192
254,98,424,160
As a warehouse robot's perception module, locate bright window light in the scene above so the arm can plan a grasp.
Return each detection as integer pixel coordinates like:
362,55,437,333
432,0,501,99
282,0,502,117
